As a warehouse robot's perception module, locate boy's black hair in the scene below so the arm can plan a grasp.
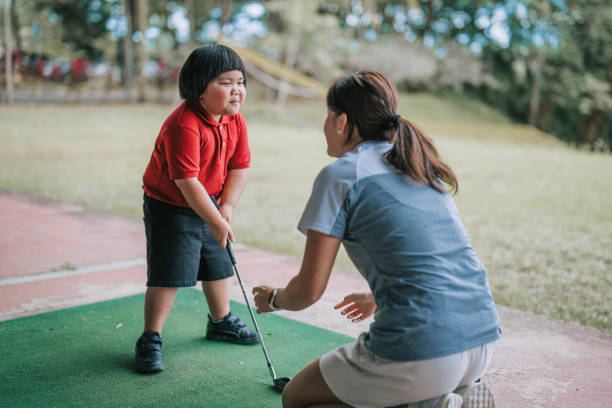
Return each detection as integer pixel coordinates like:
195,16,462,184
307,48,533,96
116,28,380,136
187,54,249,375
178,44,247,103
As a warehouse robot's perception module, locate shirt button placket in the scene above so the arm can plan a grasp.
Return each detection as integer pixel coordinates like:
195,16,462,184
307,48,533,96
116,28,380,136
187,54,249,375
220,124,226,147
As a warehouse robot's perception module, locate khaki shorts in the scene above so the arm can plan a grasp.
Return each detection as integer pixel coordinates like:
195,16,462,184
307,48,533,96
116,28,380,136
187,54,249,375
319,333,495,408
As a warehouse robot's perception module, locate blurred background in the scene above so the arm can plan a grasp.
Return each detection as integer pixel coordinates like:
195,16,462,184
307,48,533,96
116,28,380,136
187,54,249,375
2,0,611,149
1,1,610,332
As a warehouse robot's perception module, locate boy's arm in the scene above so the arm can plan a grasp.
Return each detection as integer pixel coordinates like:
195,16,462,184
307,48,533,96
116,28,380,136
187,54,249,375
218,168,248,223
175,178,233,247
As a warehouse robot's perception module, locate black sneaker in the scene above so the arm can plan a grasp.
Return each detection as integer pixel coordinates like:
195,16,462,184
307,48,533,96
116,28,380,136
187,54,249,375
134,331,164,373
206,312,260,345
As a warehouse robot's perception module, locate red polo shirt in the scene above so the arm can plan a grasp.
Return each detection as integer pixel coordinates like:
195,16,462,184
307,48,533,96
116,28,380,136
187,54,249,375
143,101,250,207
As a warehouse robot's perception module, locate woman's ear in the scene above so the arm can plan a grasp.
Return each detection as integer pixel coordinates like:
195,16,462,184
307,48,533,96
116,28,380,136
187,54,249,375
337,112,348,136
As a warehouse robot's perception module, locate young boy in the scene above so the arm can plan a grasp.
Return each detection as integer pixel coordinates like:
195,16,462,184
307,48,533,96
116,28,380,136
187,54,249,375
135,44,258,373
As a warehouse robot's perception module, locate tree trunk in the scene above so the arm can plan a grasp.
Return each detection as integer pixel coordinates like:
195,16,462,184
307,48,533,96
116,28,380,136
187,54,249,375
605,114,612,153
185,0,197,46
4,0,14,104
123,0,135,97
578,111,604,151
10,0,20,51
276,0,303,107
136,0,148,102
528,49,545,127
220,0,233,30
528,0,551,127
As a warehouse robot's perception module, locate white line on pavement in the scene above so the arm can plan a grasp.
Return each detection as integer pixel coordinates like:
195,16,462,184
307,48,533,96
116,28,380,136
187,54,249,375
0,258,147,286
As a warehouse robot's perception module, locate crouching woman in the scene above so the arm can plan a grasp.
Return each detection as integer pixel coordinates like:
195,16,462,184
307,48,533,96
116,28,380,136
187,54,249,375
253,71,501,408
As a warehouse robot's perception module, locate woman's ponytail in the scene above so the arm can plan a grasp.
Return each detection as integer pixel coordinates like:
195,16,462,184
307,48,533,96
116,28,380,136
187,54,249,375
386,119,458,194
327,70,458,194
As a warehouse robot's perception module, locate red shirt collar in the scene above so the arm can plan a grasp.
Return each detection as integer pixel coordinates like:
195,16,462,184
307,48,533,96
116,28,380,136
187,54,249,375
186,101,230,127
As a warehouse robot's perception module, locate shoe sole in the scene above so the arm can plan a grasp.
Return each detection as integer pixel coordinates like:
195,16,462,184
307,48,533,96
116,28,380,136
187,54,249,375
134,361,164,373
385,393,461,408
463,382,495,408
206,333,260,345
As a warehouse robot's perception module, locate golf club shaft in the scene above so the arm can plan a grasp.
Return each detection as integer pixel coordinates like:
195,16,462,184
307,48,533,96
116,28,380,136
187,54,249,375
209,196,278,380
226,241,277,381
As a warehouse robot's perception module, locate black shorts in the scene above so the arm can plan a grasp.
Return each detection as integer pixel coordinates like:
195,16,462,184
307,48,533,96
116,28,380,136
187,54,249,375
143,194,233,287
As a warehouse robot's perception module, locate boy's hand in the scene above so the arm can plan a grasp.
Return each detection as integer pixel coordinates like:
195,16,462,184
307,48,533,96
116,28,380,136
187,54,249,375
209,217,234,248
334,292,376,323
174,178,234,248
219,203,234,223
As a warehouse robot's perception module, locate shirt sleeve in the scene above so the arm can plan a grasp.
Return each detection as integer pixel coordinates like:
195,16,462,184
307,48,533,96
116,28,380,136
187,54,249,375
228,114,250,170
165,124,201,180
297,163,353,238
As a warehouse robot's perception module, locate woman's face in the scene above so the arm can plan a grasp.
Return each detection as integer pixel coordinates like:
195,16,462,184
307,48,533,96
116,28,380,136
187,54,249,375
323,108,347,157
199,70,246,121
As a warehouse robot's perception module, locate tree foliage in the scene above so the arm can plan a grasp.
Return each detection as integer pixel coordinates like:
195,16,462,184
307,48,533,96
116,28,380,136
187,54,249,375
317,0,611,150
4,0,610,150
35,0,115,60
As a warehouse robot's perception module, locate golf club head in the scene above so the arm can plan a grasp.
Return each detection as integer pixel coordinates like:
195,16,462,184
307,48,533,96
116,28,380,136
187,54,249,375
272,376,291,393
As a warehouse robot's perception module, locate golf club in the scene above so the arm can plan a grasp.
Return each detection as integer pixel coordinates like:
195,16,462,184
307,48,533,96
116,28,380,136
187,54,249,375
224,240,292,393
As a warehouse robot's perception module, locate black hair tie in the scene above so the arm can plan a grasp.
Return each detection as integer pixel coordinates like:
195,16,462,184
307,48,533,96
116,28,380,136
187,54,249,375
389,114,401,128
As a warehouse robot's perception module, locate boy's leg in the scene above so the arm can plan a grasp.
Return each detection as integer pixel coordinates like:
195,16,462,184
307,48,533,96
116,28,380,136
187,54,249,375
202,276,259,345
202,277,230,320
198,219,259,344
138,194,203,372
281,358,349,408
136,286,177,373
144,286,178,333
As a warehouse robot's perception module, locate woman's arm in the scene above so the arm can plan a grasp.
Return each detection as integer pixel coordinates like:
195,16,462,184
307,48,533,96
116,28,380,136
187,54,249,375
175,177,233,247
253,229,341,312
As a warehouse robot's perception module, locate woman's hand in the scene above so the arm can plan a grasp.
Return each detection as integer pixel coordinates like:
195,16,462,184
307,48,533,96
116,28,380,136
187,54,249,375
252,285,275,314
334,292,376,323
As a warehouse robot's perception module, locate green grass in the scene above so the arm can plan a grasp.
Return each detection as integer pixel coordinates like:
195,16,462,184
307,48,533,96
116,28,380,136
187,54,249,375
0,94,610,332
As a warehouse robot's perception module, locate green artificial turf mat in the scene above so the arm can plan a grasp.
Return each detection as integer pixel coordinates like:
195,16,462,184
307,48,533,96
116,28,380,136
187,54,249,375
0,288,355,407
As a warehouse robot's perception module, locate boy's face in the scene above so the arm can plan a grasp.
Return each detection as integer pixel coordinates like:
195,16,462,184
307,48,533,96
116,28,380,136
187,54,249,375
199,70,246,121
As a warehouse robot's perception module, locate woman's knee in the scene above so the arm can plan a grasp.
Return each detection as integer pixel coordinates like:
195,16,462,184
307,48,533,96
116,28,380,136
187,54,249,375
281,358,345,408
280,365,307,408
281,386,295,408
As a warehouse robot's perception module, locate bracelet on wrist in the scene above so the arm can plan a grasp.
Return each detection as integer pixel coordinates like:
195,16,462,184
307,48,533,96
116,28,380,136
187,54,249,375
267,288,281,311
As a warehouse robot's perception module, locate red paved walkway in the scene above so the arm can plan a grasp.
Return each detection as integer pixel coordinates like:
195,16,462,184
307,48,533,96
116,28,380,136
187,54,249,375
1,191,611,407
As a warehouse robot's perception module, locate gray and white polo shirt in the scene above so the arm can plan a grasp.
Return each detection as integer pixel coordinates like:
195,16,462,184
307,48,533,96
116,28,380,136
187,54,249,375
298,141,501,361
